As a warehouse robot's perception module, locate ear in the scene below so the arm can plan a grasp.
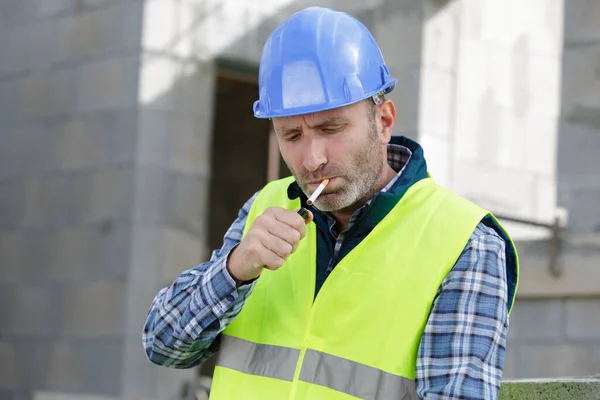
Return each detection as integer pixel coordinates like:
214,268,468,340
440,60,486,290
378,99,396,144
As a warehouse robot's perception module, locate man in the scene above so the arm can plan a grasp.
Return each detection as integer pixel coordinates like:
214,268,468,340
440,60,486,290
143,6,519,400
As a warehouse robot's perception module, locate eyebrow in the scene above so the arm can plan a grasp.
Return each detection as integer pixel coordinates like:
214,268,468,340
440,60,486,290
277,117,350,136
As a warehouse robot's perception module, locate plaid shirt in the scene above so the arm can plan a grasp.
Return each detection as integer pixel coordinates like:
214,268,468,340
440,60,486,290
143,145,509,400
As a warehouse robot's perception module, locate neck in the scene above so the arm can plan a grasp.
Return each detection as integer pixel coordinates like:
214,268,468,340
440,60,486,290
330,163,397,232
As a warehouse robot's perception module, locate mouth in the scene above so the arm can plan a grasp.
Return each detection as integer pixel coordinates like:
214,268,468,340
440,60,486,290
307,177,335,188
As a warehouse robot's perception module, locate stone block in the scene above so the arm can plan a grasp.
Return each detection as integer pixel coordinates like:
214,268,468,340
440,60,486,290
373,6,423,69
0,28,28,77
175,60,215,116
131,166,169,225
163,228,203,282
0,1,36,29
18,69,75,120
531,176,558,225
502,341,518,379
169,115,212,176
83,166,135,224
527,52,562,118
129,227,164,284
515,234,600,297
108,110,138,165
422,2,458,73
82,0,120,10
59,283,126,337
48,340,123,394
453,161,538,219
0,232,28,282
564,0,600,42
136,110,171,166
1,230,54,283
388,66,421,136
418,134,451,187
558,121,600,180
2,123,56,178
523,113,559,176
121,338,158,398
123,282,165,337
516,0,564,57
89,223,131,280
141,0,182,54
565,298,600,340
57,2,142,63
0,181,25,230
167,173,210,236
507,299,564,341
515,343,600,378
75,56,139,112
419,67,454,139
52,110,138,170
561,43,600,112
563,186,600,234
45,223,130,282
0,342,16,389
45,227,93,281
0,284,61,335
34,393,126,400
53,118,114,170
14,339,53,389
21,175,74,227
138,54,179,111
216,4,265,63
33,0,76,19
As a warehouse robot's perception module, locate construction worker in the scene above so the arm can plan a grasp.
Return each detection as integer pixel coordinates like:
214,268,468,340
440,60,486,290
143,6,519,400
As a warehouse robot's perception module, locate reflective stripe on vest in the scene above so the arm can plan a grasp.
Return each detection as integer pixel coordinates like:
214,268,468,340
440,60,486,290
217,335,419,400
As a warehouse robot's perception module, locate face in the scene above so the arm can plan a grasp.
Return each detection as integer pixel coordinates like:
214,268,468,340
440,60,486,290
272,100,388,212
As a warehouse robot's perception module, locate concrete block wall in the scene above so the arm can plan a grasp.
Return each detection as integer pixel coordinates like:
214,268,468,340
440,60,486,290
503,0,600,380
504,297,600,379
0,0,213,398
0,0,426,398
440,0,562,239
0,2,142,399
558,0,600,235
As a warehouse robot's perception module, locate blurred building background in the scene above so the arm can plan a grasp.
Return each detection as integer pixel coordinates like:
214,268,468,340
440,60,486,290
0,0,599,399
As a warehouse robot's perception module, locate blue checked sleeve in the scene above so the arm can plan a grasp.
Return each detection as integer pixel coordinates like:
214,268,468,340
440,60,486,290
143,192,259,368
416,222,510,400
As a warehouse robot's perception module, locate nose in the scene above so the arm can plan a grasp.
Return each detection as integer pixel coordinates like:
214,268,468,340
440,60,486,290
302,136,327,172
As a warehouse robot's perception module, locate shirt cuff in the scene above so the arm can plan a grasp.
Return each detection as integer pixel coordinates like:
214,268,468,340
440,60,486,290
199,246,257,315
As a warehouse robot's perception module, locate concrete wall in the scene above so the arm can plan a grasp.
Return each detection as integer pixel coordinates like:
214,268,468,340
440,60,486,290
0,0,427,399
0,0,209,398
502,0,600,380
419,0,564,240
1,0,599,398
557,0,600,235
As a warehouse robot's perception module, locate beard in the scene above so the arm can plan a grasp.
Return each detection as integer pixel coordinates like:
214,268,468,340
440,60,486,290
289,122,384,212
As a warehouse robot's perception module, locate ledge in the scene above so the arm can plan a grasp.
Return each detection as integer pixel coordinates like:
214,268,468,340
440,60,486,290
499,377,600,400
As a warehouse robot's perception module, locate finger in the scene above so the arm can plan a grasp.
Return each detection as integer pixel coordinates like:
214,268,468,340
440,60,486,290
260,233,293,260
267,220,302,247
272,209,307,238
303,210,314,224
259,247,286,270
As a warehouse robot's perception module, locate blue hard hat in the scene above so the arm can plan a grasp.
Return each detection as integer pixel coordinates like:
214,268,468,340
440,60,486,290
253,7,396,119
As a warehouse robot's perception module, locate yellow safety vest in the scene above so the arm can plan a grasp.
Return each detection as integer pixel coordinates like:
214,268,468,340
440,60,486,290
210,176,519,399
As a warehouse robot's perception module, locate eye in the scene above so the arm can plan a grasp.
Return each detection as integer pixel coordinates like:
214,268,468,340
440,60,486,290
285,133,300,142
322,126,343,134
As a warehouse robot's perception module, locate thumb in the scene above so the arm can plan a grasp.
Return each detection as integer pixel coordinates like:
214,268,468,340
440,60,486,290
304,209,314,224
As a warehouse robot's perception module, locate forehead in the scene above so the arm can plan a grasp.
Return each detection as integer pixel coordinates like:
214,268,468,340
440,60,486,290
272,100,368,129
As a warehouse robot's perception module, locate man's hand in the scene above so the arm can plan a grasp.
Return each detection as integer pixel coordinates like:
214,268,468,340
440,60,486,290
227,207,313,284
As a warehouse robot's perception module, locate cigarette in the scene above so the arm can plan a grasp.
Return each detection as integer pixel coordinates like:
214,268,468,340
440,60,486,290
306,179,329,205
